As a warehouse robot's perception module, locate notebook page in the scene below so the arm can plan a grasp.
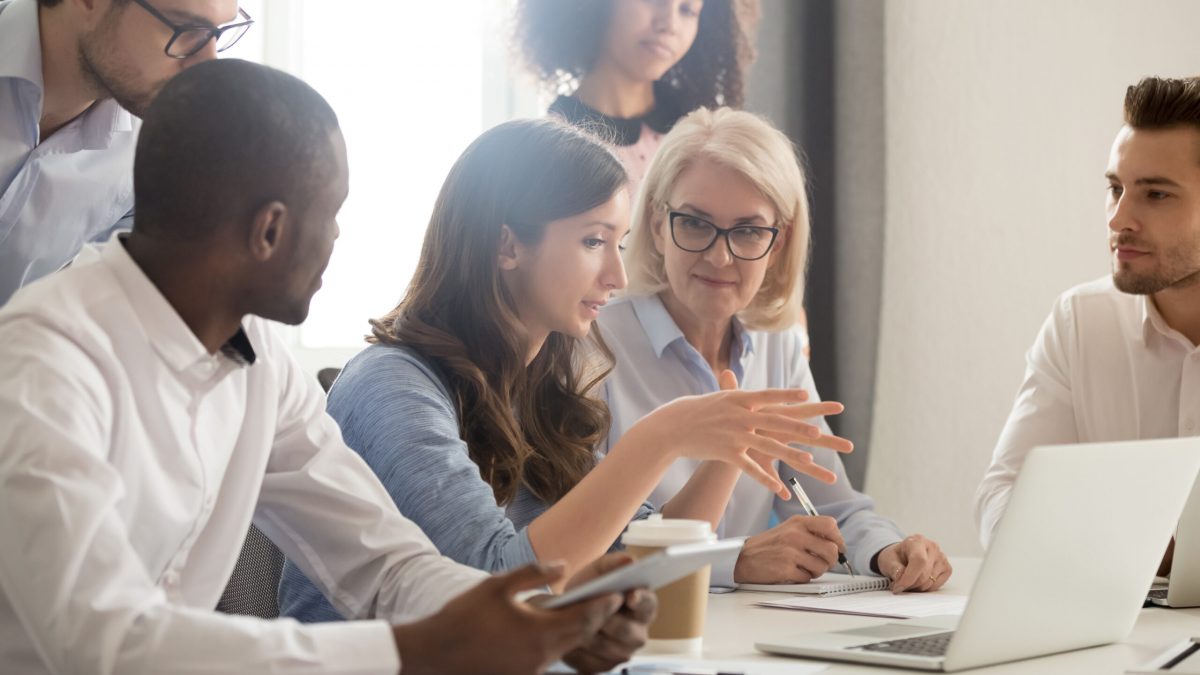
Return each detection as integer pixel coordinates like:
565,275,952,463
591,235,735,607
738,572,889,595
757,590,968,619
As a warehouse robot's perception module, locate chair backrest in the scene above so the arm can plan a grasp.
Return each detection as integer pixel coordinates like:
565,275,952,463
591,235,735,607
218,367,341,618
215,525,284,619
317,367,341,393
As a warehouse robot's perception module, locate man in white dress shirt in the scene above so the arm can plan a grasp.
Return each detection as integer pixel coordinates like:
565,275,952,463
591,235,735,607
0,59,653,674
0,0,253,305
976,77,1200,570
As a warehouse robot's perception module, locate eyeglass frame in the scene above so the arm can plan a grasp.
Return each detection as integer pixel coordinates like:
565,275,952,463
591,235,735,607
130,0,254,60
666,209,780,261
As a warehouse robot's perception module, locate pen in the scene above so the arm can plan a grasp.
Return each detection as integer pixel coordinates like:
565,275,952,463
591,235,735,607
787,476,855,577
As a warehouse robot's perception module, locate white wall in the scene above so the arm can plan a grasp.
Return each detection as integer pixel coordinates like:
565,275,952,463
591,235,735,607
863,0,1200,555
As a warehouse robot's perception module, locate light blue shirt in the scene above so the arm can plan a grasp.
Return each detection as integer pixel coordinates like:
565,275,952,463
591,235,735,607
0,0,137,305
278,343,656,623
597,293,905,585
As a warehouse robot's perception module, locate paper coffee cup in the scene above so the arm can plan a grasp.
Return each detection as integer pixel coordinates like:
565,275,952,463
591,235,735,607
621,515,716,654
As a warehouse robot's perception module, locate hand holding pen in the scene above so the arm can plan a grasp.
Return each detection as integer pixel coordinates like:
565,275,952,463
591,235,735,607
788,477,856,576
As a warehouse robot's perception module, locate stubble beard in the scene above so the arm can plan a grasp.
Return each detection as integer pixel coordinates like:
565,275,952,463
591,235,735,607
77,29,157,118
1113,249,1200,295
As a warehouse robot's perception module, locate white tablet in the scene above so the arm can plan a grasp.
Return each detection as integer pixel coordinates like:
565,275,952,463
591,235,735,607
543,539,744,609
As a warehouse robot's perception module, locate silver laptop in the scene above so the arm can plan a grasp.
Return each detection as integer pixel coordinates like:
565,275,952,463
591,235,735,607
1147,469,1200,608
756,438,1200,672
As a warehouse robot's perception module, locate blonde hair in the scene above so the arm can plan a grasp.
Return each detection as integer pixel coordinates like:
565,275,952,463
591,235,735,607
623,107,810,331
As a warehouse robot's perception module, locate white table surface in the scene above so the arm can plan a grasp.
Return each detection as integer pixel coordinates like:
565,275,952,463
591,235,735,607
678,558,1200,673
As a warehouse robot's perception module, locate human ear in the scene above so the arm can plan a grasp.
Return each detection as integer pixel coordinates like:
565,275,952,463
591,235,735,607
247,201,289,262
497,223,522,271
767,226,788,267
650,212,667,256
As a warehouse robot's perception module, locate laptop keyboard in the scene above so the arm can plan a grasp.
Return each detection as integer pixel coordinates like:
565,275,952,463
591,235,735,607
1148,588,1169,601
856,631,955,658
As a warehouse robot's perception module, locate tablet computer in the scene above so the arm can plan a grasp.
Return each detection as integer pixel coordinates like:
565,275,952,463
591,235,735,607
543,539,743,609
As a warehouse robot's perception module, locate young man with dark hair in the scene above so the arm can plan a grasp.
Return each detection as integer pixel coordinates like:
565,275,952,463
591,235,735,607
977,77,1200,568
0,0,252,305
0,58,654,675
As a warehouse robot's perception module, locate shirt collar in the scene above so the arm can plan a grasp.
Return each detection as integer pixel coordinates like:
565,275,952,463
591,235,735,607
0,0,45,90
547,82,685,147
0,0,136,149
1140,292,1196,350
630,293,754,361
101,236,256,372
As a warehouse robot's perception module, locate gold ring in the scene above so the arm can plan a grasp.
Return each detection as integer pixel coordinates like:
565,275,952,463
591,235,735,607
929,575,936,582
893,566,903,578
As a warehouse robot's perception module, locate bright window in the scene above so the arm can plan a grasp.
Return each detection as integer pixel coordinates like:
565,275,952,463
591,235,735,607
227,1,540,371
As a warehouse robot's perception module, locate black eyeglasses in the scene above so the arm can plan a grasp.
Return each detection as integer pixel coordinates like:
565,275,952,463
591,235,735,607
131,0,254,59
667,210,780,261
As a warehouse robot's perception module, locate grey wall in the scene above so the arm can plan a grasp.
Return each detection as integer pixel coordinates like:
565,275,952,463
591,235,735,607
747,0,885,488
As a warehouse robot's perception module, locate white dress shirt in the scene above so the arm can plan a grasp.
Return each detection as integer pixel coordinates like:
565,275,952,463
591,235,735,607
0,0,137,306
0,237,487,674
597,294,904,586
976,276,1200,548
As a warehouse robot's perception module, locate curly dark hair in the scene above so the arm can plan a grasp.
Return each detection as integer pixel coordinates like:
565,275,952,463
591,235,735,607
515,0,760,111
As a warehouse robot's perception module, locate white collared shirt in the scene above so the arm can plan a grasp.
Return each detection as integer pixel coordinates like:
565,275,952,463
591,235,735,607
598,294,904,585
976,276,1200,548
0,0,137,306
0,238,487,674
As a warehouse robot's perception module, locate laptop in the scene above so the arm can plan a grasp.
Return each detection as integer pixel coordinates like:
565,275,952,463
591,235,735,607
1147,469,1200,608
756,438,1200,672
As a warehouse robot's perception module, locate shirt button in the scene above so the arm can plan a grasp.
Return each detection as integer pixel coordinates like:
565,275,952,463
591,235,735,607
204,495,215,509
163,570,180,586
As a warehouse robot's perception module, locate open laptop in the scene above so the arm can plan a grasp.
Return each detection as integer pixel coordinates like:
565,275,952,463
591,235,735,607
756,437,1200,672
1147,468,1200,608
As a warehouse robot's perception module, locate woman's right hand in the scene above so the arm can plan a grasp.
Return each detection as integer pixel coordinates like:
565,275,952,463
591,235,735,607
630,370,852,498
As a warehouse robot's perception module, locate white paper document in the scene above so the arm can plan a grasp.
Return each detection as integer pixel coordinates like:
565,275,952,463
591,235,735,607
619,656,828,674
549,655,827,674
757,590,969,619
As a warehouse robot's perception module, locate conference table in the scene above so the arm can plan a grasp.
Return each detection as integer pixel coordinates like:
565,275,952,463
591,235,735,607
669,558,1200,673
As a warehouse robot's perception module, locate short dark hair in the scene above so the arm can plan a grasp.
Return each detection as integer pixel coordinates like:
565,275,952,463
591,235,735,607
1124,76,1200,131
133,59,339,241
515,0,759,111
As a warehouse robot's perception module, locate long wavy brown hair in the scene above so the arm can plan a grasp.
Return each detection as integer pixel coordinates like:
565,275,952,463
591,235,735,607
369,118,629,506
515,0,760,111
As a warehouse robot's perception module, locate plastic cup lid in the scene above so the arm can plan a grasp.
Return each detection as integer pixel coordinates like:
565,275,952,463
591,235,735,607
620,514,716,547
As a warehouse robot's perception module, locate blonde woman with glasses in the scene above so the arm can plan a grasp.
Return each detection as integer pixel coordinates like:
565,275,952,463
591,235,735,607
602,107,952,592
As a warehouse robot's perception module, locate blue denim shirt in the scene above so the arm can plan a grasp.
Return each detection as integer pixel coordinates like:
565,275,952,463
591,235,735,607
278,343,654,622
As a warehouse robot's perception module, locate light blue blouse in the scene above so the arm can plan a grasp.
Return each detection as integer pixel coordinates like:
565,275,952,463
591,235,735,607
597,293,904,585
278,342,654,622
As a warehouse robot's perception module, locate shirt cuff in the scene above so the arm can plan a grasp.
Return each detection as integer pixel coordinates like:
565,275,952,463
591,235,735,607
306,620,399,675
852,530,903,577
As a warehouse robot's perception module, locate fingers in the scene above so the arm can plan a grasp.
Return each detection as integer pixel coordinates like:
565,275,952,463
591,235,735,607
549,592,623,646
890,539,931,593
796,515,846,557
718,369,739,391
568,553,633,589
794,549,836,580
743,436,837,484
929,557,953,591
496,561,567,597
734,452,786,497
737,386,812,408
622,588,657,624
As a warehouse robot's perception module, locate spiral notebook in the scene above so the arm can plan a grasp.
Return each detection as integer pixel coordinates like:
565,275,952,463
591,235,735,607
737,572,889,597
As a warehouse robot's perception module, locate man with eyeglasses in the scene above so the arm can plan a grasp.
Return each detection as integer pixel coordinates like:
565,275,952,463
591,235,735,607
0,0,252,305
